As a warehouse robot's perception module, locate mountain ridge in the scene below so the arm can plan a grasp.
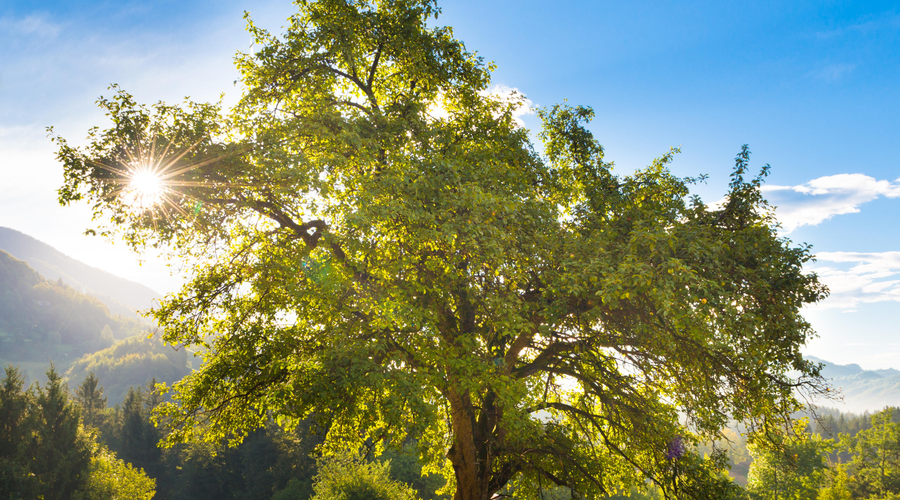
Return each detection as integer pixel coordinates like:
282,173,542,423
808,355,900,413
0,226,161,315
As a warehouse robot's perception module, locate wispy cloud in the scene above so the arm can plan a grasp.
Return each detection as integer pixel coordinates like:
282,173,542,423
763,174,900,233
815,12,900,39
809,252,900,309
0,14,61,39
810,62,856,82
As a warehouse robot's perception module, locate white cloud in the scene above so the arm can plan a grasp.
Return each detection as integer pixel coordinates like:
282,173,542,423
762,174,900,233
810,63,856,82
809,251,900,309
481,84,534,127
0,15,60,39
426,84,535,127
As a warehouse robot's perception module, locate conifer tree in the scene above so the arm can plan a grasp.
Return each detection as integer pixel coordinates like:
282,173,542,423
75,371,107,428
28,365,92,500
119,384,165,491
0,365,28,460
0,365,38,499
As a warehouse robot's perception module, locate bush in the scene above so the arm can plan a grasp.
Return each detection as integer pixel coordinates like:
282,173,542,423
310,450,418,500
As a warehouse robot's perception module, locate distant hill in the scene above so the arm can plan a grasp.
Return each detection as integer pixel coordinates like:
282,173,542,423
65,334,192,405
0,249,148,382
0,227,162,316
809,356,900,413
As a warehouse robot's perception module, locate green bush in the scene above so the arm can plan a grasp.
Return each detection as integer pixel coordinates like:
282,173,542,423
310,450,417,500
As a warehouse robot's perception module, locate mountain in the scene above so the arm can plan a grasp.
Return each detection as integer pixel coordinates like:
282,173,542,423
0,249,148,382
0,227,161,316
65,334,192,405
808,356,900,413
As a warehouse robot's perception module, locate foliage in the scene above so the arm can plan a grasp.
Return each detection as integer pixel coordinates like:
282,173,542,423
839,408,900,498
0,365,38,500
118,381,165,484
107,405,323,500
65,333,191,404
27,365,94,499
381,441,448,500
272,478,311,500
0,365,29,461
52,0,829,498
75,371,108,428
311,450,418,500
0,364,93,499
73,441,156,500
817,466,852,500
746,421,830,500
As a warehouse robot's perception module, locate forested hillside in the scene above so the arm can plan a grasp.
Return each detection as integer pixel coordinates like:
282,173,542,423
66,334,192,405
0,249,146,380
0,226,161,316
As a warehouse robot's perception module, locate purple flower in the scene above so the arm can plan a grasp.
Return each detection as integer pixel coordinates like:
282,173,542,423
666,436,685,460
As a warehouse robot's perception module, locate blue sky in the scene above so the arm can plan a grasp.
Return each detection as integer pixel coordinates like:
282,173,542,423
2,0,899,368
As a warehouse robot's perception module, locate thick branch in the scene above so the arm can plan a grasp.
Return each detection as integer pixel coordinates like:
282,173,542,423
512,340,579,379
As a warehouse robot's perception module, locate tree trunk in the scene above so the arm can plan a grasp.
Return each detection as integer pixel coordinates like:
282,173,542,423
447,388,515,500
448,388,483,500
448,387,497,500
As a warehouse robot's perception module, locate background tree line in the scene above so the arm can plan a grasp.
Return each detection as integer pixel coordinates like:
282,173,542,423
0,365,154,500
8,357,900,499
1,363,448,500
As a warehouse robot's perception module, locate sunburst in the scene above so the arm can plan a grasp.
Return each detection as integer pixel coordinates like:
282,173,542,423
90,129,243,224
124,165,165,209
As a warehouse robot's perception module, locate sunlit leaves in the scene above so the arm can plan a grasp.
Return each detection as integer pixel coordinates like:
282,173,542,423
54,1,829,498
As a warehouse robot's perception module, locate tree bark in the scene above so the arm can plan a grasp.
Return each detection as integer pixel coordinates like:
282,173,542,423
449,386,503,500
447,387,513,500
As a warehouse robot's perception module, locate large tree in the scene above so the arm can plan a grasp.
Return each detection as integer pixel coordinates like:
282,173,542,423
840,408,900,498
52,0,828,497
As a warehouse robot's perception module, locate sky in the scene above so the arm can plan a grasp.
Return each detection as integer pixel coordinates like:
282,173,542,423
1,0,899,368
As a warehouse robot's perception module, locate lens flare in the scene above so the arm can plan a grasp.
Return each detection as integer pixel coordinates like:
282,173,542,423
125,167,164,209
89,128,248,222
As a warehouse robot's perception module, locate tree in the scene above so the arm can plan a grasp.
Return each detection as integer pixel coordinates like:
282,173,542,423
52,0,828,498
840,408,900,498
75,371,108,428
27,365,92,500
119,385,164,485
0,365,29,461
0,365,38,500
73,441,156,500
817,465,851,500
746,421,829,500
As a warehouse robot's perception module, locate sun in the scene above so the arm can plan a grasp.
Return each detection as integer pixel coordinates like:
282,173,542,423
92,129,240,218
126,166,164,209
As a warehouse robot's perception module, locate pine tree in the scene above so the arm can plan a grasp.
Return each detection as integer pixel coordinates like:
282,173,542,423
119,385,165,491
75,371,107,428
28,365,92,500
0,365,29,460
0,365,38,499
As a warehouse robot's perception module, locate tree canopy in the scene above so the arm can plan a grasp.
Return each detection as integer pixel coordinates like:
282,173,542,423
52,0,829,498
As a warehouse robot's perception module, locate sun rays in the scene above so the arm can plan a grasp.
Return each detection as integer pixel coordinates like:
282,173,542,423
88,129,247,228
125,166,165,209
